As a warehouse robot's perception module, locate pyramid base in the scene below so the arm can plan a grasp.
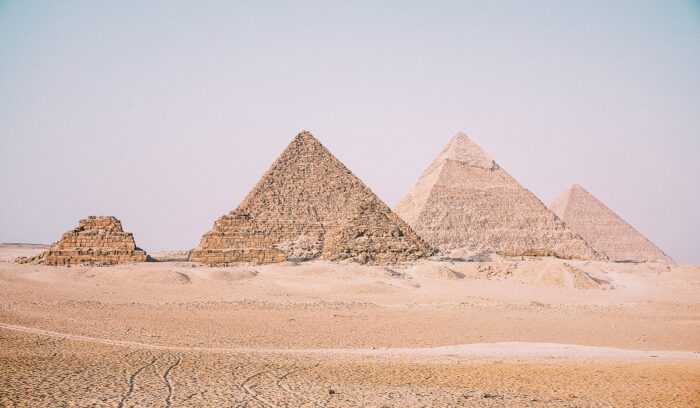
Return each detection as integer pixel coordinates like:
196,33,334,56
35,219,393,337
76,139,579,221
189,248,287,265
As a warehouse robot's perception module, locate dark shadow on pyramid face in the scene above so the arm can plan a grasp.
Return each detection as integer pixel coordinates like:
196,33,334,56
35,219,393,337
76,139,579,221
189,131,433,265
394,132,601,261
16,216,149,266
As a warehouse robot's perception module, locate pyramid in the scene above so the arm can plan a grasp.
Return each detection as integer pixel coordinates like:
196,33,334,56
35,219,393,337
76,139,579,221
550,184,674,263
394,132,600,260
18,216,148,265
189,131,432,264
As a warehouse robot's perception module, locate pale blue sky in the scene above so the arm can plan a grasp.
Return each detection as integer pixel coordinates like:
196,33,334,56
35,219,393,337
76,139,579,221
1,1,698,263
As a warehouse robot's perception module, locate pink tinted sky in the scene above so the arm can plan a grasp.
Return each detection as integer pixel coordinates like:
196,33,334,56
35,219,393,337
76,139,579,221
1,1,698,263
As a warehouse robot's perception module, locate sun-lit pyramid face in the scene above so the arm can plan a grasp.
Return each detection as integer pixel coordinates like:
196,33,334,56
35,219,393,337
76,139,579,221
394,132,600,260
190,131,432,265
550,184,674,263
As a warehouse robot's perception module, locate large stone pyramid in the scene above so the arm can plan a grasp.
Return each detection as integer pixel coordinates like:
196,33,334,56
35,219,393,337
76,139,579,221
19,216,148,265
189,131,432,264
394,132,600,260
550,184,674,263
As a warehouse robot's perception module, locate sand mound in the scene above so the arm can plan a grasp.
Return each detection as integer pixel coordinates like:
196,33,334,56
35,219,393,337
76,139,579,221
205,268,258,282
128,270,192,285
514,259,601,289
410,262,465,280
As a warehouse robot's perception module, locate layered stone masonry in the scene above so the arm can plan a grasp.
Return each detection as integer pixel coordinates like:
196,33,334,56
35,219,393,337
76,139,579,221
18,216,148,266
190,131,432,265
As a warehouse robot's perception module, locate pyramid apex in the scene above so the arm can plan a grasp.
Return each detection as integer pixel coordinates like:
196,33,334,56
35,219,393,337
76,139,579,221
567,184,595,197
295,130,316,140
439,132,498,170
290,130,326,150
451,131,468,139
551,184,590,213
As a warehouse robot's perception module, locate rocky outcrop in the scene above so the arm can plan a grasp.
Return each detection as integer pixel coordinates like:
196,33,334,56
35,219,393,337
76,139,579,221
190,131,432,265
17,216,148,265
394,132,601,260
550,184,674,263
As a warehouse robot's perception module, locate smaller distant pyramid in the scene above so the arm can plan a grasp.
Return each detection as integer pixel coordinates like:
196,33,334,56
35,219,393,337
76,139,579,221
18,216,148,265
550,185,674,263
394,132,600,260
190,131,432,265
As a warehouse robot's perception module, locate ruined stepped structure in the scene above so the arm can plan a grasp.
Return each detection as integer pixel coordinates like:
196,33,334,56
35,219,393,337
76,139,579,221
190,131,432,265
394,132,600,260
550,184,674,263
18,216,148,265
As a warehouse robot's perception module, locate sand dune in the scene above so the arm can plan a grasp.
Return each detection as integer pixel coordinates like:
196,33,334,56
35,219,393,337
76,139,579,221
1,245,698,406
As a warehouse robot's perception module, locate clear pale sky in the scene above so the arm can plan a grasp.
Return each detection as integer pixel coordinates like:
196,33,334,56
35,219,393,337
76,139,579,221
1,1,698,263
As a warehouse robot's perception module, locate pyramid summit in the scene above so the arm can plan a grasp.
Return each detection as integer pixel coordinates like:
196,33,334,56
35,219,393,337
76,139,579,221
436,132,499,170
394,132,600,260
18,216,148,265
550,184,674,263
190,130,432,264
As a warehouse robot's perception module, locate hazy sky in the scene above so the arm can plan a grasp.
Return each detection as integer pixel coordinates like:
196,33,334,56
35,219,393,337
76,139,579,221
1,1,698,263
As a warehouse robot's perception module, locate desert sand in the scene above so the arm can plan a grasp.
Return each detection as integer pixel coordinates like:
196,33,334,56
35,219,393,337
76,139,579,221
1,243,698,407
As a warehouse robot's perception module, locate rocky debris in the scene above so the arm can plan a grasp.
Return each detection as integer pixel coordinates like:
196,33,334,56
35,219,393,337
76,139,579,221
550,184,674,263
190,131,432,265
16,216,148,266
148,250,191,262
394,132,601,260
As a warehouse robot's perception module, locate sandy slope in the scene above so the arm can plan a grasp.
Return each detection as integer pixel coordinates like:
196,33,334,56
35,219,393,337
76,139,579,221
0,244,698,407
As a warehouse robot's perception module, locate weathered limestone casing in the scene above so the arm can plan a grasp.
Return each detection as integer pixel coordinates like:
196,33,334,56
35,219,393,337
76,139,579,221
394,132,601,260
550,184,674,263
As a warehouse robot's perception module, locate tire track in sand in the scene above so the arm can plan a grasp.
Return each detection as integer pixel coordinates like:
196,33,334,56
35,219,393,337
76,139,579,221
240,369,275,407
162,351,181,408
118,350,157,408
276,363,321,405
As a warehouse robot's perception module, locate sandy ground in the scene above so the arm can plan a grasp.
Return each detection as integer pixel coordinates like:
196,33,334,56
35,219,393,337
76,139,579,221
0,244,698,407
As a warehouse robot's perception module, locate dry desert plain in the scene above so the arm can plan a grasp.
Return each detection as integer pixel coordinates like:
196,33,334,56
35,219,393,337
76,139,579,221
0,244,699,407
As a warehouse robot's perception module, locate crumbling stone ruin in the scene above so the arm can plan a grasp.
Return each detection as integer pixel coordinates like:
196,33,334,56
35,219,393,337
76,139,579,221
17,216,148,265
190,131,432,265
550,184,674,263
394,132,601,260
